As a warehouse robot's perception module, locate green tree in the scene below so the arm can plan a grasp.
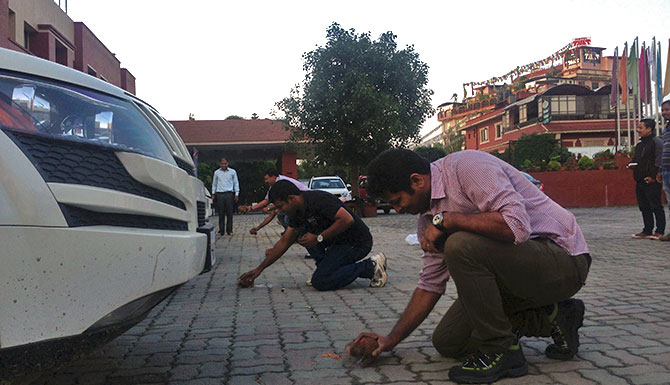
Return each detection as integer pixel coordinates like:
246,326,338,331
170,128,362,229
444,127,465,155
511,133,571,170
414,145,446,162
275,23,434,198
225,115,244,120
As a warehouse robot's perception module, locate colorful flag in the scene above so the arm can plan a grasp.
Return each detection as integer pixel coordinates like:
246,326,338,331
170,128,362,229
610,47,618,107
665,38,670,100
627,38,639,96
639,42,648,104
619,43,628,105
657,40,663,105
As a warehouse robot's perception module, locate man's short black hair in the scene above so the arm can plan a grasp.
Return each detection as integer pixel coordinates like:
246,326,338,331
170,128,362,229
268,180,301,203
641,118,656,130
366,149,431,198
265,169,279,177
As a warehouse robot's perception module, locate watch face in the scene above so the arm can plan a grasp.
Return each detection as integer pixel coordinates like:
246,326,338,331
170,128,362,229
317,234,323,242
433,213,442,226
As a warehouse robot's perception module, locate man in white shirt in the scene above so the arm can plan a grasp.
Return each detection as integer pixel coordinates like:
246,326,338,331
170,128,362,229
211,158,239,235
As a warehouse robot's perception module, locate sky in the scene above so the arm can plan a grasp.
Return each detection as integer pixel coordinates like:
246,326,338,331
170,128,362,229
64,0,670,136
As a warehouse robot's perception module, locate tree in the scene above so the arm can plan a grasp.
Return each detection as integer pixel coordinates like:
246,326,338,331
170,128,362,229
414,145,446,162
251,113,259,120
511,133,571,170
225,115,244,120
275,23,434,198
443,128,465,154
188,113,195,120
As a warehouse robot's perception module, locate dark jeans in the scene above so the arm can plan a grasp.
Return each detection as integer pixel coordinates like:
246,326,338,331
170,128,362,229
215,192,235,234
308,241,374,291
432,232,590,356
636,181,665,234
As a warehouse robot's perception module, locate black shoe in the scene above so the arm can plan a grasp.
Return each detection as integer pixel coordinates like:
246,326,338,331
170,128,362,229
448,346,528,384
545,298,585,360
218,231,225,236
227,232,233,236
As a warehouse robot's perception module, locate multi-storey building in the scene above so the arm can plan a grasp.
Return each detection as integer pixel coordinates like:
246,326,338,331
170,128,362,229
0,0,135,93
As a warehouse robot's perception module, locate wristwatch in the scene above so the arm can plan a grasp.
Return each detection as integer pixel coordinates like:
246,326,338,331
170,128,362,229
432,212,446,232
317,234,324,243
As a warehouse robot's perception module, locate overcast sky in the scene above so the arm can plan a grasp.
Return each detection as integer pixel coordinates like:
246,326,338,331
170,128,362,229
65,0,669,135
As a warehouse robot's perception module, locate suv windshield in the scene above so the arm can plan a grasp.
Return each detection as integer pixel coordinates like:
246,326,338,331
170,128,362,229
312,178,345,189
0,72,174,164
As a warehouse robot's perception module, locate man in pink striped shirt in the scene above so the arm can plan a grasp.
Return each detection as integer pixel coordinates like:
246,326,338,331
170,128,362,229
354,149,591,384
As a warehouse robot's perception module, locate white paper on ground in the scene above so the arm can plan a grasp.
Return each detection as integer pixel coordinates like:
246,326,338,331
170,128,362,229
405,234,419,245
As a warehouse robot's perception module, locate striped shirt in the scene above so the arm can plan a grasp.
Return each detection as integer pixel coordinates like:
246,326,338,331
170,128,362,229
662,123,670,172
264,175,309,200
417,150,589,295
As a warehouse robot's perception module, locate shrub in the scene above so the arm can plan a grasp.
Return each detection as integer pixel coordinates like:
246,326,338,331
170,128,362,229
547,160,562,171
577,156,594,170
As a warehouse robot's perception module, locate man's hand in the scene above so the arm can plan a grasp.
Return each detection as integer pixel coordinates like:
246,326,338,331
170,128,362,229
420,223,448,253
298,233,318,248
249,227,258,235
234,195,239,203
348,332,397,357
238,268,260,288
238,205,248,214
644,176,655,184
657,172,663,184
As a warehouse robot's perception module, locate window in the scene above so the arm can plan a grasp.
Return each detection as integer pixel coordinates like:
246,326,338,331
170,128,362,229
519,105,527,123
480,127,489,143
87,66,97,77
550,95,585,117
24,23,37,50
592,82,599,89
8,10,16,41
495,124,503,139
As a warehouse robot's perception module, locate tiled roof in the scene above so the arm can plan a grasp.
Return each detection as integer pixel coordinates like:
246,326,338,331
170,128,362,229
171,119,292,144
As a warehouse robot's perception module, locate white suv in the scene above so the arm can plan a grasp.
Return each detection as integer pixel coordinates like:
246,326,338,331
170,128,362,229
308,176,352,202
0,48,213,376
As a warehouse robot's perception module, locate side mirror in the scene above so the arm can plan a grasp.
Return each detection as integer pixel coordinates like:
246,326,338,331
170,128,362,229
346,184,351,190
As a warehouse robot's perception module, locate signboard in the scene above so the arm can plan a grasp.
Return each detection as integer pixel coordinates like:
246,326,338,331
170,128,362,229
572,37,591,46
583,48,602,63
565,50,580,67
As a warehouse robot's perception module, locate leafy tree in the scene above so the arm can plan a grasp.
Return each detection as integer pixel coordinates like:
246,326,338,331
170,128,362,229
225,115,244,120
414,145,446,162
444,126,465,155
511,133,571,170
275,23,434,197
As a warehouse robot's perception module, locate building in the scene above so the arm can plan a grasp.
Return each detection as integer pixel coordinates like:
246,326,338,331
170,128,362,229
445,45,630,158
1,0,135,93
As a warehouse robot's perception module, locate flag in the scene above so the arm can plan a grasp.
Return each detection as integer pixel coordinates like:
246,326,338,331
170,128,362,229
657,41,663,105
192,147,199,177
619,43,628,105
639,42,648,104
610,46,618,107
664,38,670,101
627,38,639,97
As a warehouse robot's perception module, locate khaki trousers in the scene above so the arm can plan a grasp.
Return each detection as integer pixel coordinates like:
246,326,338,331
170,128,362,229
432,231,590,357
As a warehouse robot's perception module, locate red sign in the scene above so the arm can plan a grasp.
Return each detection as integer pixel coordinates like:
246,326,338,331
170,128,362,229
571,37,591,47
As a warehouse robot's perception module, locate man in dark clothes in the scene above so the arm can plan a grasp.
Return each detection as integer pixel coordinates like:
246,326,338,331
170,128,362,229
238,180,387,291
630,118,665,239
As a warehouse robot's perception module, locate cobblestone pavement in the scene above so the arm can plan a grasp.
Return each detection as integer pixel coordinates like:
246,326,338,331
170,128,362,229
23,207,670,384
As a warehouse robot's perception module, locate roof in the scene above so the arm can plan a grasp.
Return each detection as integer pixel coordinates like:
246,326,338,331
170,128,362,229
461,108,505,129
171,119,292,144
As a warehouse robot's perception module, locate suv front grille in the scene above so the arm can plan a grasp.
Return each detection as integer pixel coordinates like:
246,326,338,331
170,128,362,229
6,130,186,210
175,157,196,176
197,201,206,227
60,204,188,231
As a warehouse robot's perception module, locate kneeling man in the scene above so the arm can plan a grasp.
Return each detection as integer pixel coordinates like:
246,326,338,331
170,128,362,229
354,149,590,384
239,180,387,291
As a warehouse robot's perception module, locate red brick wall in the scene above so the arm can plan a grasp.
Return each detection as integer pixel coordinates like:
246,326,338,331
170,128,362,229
526,155,658,207
120,68,136,94
73,22,121,86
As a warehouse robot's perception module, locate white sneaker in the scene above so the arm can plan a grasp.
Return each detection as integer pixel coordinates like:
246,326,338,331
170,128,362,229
370,252,387,288
306,278,312,286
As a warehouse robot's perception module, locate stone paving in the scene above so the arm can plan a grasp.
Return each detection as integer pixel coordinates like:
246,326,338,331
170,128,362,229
23,207,670,384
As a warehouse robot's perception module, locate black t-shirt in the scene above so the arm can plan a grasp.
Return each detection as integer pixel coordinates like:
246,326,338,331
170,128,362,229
288,190,372,246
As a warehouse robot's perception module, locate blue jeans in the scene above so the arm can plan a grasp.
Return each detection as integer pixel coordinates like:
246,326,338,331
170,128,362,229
308,242,374,291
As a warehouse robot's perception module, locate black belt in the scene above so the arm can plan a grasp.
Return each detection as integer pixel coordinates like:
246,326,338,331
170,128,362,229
217,191,234,193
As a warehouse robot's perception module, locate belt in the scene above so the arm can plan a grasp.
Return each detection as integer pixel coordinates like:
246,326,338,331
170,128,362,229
217,191,234,193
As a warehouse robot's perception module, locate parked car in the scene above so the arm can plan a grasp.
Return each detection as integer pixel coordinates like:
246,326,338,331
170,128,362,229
0,47,213,376
359,175,393,214
520,171,545,191
308,176,352,202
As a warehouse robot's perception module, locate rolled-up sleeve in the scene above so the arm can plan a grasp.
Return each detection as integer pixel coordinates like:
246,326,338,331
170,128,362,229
416,214,450,294
455,156,531,244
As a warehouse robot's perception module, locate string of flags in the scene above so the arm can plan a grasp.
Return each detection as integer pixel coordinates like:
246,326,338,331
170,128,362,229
463,37,592,93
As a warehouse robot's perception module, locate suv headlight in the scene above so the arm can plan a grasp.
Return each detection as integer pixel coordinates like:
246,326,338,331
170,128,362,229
0,72,174,164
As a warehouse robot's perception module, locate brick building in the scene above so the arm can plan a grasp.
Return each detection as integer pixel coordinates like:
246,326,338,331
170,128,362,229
0,0,135,93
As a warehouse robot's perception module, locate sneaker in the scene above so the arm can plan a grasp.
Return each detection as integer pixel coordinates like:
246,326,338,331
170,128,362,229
649,233,662,240
545,298,585,360
632,232,653,239
659,233,670,241
306,278,312,286
369,253,387,288
448,347,528,384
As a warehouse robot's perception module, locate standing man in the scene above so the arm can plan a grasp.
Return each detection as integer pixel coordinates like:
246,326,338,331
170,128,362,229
656,100,670,241
238,180,387,291
240,169,309,234
630,118,665,239
353,149,590,384
212,157,239,236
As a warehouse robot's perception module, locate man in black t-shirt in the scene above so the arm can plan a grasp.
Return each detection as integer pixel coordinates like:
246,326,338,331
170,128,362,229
238,180,388,291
